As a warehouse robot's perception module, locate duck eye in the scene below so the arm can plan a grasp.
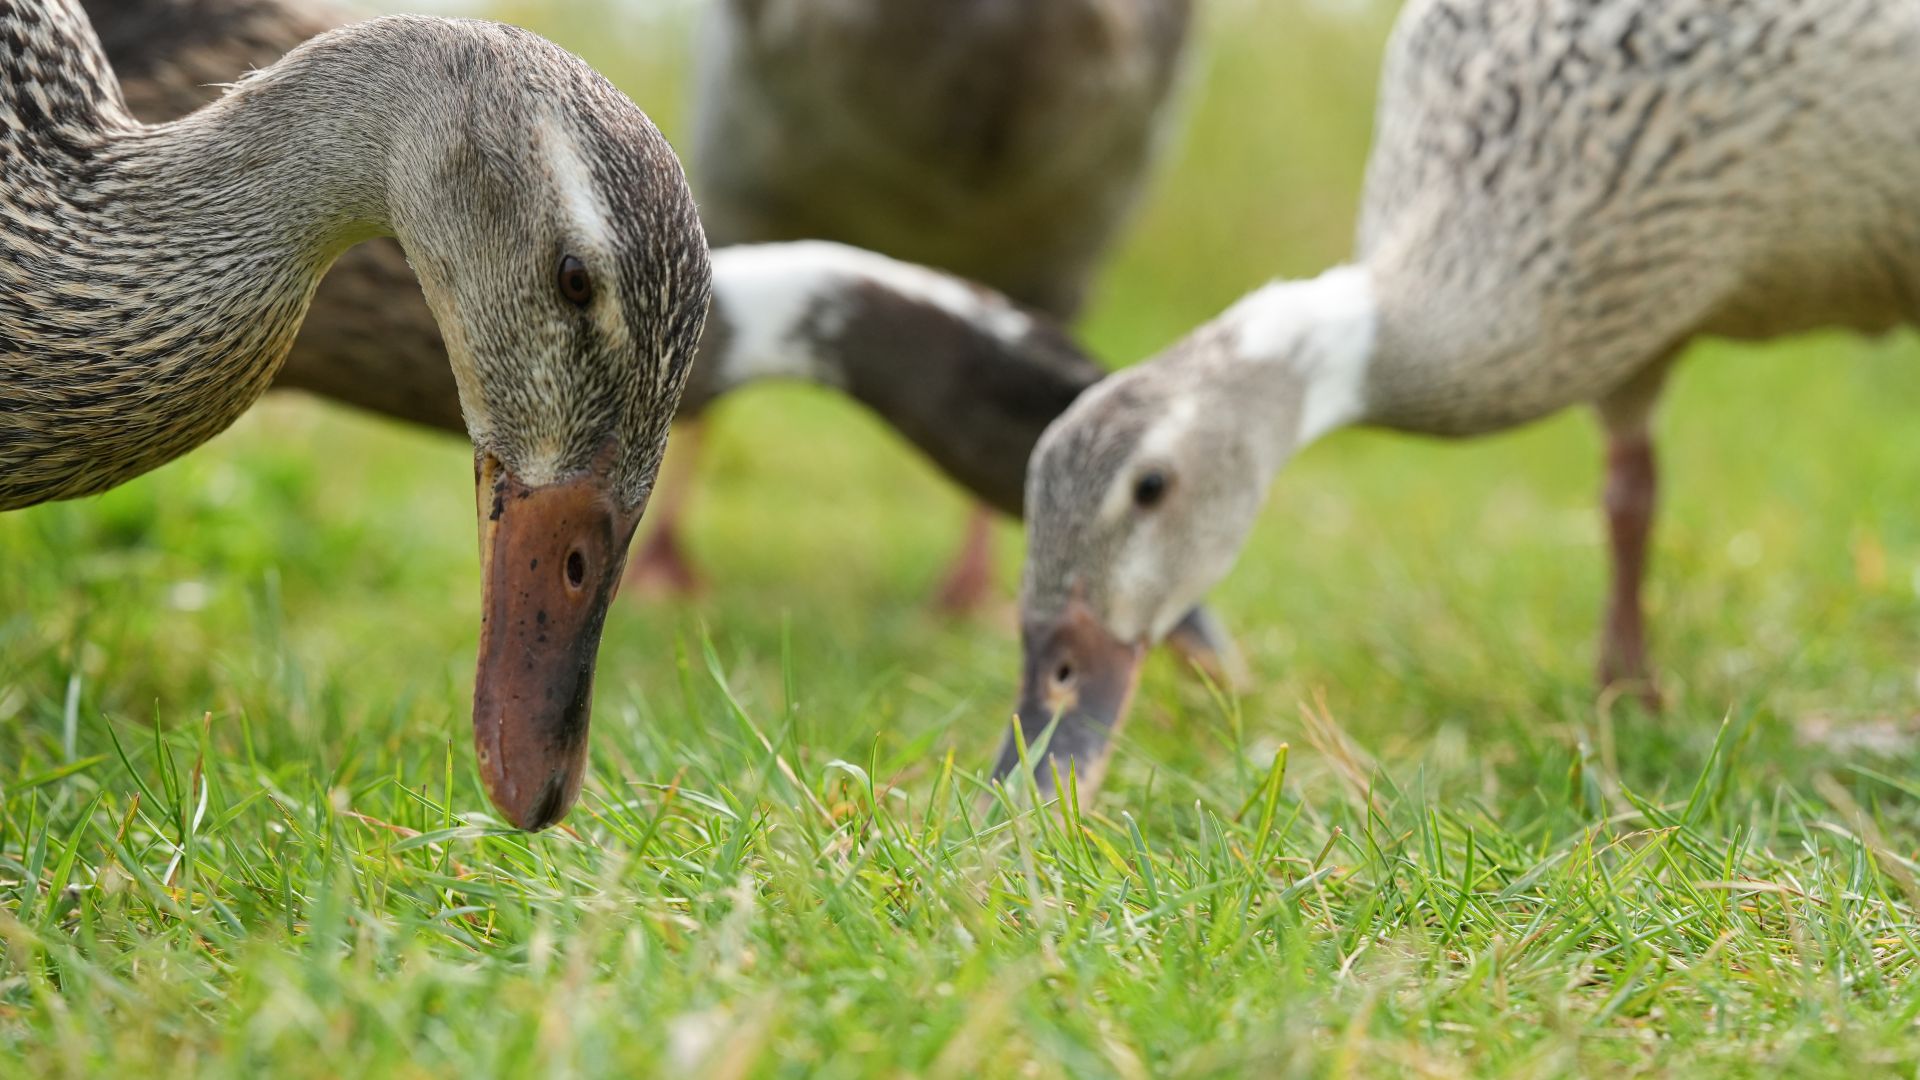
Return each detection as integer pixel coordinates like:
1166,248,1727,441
1133,470,1169,509
557,254,593,306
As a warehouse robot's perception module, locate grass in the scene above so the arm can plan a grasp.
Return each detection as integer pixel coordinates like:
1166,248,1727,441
6,1,1920,1075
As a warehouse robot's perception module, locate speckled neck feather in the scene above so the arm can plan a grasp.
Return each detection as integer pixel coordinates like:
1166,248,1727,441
0,0,440,505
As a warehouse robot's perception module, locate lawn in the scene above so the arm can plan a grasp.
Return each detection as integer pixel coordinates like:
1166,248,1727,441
6,1,1920,1075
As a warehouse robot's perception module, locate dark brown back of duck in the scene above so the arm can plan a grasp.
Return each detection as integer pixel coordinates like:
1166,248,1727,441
692,0,1193,320
830,289,1098,517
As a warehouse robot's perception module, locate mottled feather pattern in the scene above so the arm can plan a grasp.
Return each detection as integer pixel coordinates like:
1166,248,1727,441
1,0,307,507
2,0,710,510
88,0,465,432
693,0,1193,319
1358,0,1920,433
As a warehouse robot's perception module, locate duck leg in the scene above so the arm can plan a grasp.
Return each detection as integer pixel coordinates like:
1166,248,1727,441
623,422,708,598
1595,362,1672,709
932,504,999,613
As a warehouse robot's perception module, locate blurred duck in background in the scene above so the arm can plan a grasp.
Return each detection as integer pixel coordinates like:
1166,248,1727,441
86,0,1241,679
646,0,1198,612
1003,0,1920,798
4,0,713,831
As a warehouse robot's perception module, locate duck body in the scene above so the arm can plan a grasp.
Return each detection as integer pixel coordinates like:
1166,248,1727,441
1358,0,1920,437
1012,0,1920,797
8,0,714,830
692,0,1193,318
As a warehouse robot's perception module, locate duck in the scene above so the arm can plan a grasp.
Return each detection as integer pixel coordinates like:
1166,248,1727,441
1006,0,1920,797
83,0,1242,677
3,0,714,830
634,0,1197,611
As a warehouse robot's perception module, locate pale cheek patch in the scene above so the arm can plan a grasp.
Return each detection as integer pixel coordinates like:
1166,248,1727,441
1105,533,1161,644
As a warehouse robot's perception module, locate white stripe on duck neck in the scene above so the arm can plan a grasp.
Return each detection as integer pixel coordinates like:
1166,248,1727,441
706,240,1036,389
1213,263,1377,453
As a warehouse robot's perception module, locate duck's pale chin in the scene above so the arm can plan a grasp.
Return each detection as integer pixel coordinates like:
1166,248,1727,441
995,598,1146,803
471,450,641,831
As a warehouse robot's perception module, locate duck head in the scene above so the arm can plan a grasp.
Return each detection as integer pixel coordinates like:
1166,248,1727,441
1007,364,1273,797
1004,267,1378,798
372,21,711,829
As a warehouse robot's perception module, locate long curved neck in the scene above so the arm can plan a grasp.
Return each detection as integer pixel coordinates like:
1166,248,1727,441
689,242,1105,515
0,9,441,509
1160,264,1379,481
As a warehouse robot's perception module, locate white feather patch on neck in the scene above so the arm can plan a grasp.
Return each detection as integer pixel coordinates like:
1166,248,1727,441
708,241,1035,386
1224,263,1377,447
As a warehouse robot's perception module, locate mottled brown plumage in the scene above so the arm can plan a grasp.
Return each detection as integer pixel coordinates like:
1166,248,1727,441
87,0,464,428
693,0,1194,317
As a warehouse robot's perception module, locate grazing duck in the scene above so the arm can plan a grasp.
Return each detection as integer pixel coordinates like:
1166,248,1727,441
1005,0,1920,796
633,0,1197,610
3,0,713,830
84,0,1241,676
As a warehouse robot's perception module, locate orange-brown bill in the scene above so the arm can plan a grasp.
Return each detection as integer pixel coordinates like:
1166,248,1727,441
473,451,641,830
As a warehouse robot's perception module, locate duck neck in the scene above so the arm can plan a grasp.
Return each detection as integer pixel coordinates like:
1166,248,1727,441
691,243,1101,515
1181,263,1379,481
0,13,456,508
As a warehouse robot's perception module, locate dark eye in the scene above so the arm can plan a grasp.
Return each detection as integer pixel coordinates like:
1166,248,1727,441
1133,470,1169,509
557,254,593,306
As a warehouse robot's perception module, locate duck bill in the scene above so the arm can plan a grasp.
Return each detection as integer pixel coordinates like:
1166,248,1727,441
472,451,641,830
994,599,1146,801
